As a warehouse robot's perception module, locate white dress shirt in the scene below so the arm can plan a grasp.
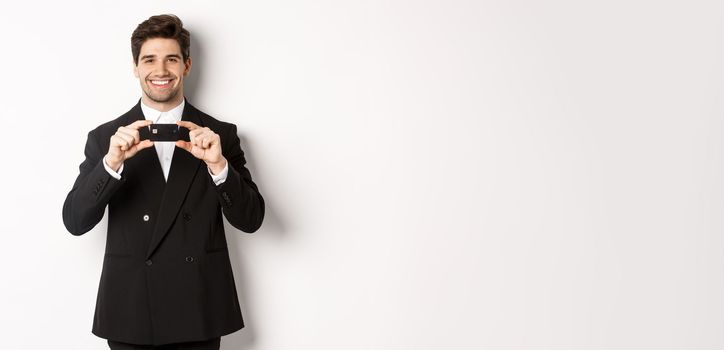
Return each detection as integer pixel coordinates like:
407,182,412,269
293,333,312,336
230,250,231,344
103,100,228,185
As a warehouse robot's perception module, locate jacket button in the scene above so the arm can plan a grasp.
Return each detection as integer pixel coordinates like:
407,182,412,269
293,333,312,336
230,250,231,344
183,213,192,221
185,256,194,263
145,259,153,266
143,214,150,222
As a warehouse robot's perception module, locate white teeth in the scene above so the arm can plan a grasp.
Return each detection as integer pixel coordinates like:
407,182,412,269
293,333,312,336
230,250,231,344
151,80,170,85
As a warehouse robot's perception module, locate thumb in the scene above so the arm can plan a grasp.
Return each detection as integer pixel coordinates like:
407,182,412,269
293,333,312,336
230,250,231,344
137,139,154,150
176,140,196,154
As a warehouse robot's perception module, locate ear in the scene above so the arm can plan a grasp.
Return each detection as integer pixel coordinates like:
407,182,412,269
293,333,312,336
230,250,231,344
184,57,192,76
133,60,139,78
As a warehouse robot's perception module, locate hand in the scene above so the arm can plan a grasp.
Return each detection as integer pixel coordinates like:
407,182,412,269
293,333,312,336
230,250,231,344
105,120,154,171
175,121,227,174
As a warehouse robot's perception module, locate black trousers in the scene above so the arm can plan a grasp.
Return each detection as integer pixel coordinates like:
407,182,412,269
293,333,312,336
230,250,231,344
107,337,220,350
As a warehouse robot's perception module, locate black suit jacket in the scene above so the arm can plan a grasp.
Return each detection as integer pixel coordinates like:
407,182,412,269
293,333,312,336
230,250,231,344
62,100,265,345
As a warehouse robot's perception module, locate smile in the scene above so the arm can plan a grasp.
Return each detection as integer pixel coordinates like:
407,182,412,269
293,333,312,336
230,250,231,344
150,80,172,87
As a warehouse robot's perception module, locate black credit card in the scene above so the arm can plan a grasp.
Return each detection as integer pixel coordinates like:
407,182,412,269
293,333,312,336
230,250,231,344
142,124,190,142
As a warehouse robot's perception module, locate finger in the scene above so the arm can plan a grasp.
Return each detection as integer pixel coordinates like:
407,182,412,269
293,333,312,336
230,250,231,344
188,132,198,148
110,135,121,150
117,127,140,145
177,121,200,131
203,133,220,148
112,133,131,148
111,134,130,151
128,119,154,130
194,129,216,147
201,135,213,148
115,131,136,148
195,135,207,148
188,128,204,143
191,130,211,148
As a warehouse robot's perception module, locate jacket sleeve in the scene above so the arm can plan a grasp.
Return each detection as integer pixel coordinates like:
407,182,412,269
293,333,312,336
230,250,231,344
214,124,265,233
62,130,126,236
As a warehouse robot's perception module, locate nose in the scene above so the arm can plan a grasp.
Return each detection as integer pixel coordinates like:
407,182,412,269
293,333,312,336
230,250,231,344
153,60,170,76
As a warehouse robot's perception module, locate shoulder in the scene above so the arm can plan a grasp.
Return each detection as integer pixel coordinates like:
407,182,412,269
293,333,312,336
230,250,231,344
193,105,238,133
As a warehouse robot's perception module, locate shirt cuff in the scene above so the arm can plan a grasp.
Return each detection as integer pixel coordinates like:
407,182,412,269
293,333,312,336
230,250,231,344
103,156,123,180
208,161,228,186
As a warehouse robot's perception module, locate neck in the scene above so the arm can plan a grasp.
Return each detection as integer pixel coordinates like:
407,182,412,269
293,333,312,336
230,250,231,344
141,94,184,112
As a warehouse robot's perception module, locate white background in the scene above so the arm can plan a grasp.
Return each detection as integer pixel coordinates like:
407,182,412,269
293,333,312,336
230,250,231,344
1,0,723,349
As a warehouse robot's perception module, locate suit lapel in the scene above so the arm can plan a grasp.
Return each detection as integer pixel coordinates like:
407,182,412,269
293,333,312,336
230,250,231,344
145,102,204,259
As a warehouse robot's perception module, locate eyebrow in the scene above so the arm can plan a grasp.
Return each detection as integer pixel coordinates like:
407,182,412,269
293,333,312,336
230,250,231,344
140,54,182,61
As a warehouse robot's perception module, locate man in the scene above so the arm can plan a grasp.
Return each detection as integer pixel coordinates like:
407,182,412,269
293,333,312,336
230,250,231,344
62,14,264,350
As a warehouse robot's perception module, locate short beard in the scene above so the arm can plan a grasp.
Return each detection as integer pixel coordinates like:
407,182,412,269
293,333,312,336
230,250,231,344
144,86,180,103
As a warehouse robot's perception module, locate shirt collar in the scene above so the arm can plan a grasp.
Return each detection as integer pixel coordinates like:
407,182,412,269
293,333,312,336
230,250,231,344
140,99,185,123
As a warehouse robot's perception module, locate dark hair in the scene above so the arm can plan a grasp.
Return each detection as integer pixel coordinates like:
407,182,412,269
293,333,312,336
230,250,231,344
131,14,190,65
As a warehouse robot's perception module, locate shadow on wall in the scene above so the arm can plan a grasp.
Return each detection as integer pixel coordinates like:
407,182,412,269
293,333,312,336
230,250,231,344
224,134,286,350
184,28,287,350
184,25,203,102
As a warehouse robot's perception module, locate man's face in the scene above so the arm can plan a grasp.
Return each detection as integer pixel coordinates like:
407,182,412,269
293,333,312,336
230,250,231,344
133,37,191,107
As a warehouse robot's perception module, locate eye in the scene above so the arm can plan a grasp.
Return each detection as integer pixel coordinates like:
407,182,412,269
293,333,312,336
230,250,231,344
168,58,178,62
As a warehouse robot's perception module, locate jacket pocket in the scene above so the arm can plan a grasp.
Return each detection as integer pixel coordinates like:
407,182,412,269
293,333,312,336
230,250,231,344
205,217,228,252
